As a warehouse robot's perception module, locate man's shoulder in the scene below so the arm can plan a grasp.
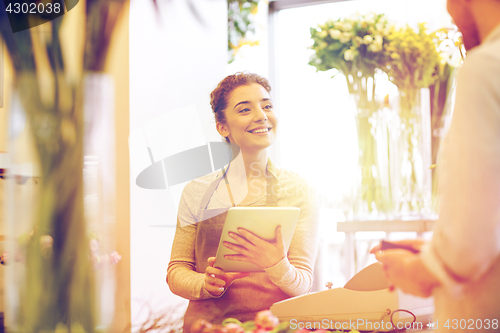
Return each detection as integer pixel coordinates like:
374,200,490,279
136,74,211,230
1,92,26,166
456,44,500,98
464,36,500,73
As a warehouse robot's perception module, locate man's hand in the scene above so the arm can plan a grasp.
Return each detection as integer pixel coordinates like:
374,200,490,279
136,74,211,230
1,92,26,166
223,226,286,269
370,239,425,254
373,249,440,298
204,257,249,297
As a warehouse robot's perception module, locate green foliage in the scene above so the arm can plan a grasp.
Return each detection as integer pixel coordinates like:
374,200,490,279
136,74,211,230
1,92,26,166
228,0,260,63
309,14,446,93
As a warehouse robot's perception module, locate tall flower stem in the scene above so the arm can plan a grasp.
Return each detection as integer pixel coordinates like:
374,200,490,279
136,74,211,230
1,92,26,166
346,71,393,218
398,88,426,214
16,73,95,332
0,1,129,330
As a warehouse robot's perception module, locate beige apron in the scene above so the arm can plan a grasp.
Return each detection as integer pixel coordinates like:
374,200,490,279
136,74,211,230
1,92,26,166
183,164,289,332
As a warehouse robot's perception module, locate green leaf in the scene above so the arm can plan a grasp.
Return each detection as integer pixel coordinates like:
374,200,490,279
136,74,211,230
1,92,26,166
328,42,344,51
270,321,290,333
241,321,257,331
222,318,244,326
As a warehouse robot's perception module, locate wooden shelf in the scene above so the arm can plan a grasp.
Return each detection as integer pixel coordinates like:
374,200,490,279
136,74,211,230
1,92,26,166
337,219,437,279
337,219,436,233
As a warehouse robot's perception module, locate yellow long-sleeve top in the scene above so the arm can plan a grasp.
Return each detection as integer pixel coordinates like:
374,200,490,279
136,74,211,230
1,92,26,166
167,161,319,301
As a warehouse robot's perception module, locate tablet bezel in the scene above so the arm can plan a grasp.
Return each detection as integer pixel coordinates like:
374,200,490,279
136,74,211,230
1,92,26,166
214,207,300,272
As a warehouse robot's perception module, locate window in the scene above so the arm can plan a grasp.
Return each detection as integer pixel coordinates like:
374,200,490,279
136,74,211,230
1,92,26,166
271,0,450,286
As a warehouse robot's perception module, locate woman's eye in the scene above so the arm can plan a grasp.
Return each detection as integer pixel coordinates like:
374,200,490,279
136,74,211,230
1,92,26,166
263,104,273,110
239,108,251,113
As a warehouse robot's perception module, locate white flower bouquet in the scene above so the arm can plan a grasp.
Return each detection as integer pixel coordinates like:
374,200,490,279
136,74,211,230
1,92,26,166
309,12,393,82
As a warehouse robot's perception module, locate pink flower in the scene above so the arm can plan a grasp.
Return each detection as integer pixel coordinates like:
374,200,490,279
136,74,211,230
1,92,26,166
191,319,213,333
224,323,244,333
108,251,122,265
254,310,279,330
254,329,270,333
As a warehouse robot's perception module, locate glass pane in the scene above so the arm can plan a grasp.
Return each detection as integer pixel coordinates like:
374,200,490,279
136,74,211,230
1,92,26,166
276,0,451,207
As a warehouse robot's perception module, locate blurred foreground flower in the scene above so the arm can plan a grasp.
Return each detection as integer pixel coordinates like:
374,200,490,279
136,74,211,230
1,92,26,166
254,310,280,331
89,238,122,271
191,310,362,333
0,252,8,265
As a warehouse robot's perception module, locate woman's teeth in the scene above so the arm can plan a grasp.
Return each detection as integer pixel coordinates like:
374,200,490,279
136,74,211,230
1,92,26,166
250,128,269,133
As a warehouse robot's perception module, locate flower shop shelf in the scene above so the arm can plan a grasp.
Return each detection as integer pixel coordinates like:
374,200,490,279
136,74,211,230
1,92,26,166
337,219,436,279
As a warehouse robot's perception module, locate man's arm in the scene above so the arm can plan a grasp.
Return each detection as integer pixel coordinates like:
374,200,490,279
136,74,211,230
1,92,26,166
420,50,500,289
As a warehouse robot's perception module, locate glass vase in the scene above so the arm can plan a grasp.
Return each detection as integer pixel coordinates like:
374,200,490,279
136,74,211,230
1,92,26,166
83,73,119,331
345,73,398,221
394,88,433,218
4,73,119,333
4,73,95,333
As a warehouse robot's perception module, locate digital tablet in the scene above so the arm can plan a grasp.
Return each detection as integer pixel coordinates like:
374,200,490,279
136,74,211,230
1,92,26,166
214,207,300,272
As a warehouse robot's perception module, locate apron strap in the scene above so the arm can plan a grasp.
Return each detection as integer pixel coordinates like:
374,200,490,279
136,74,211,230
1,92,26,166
223,165,237,207
198,159,279,214
266,173,278,207
265,158,279,207
198,170,226,213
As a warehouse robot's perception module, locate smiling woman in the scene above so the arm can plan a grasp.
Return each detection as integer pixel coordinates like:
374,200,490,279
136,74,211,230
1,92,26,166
216,83,277,154
166,72,320,332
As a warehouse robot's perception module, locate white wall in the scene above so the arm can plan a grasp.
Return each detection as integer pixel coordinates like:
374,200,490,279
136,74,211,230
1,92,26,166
129,0,227,326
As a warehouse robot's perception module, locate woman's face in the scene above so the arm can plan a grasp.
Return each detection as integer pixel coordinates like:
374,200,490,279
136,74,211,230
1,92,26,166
217,83,278,153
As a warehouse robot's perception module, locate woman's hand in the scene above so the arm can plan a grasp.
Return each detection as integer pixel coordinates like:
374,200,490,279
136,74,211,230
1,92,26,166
223,226,286,269
204,257,249,297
